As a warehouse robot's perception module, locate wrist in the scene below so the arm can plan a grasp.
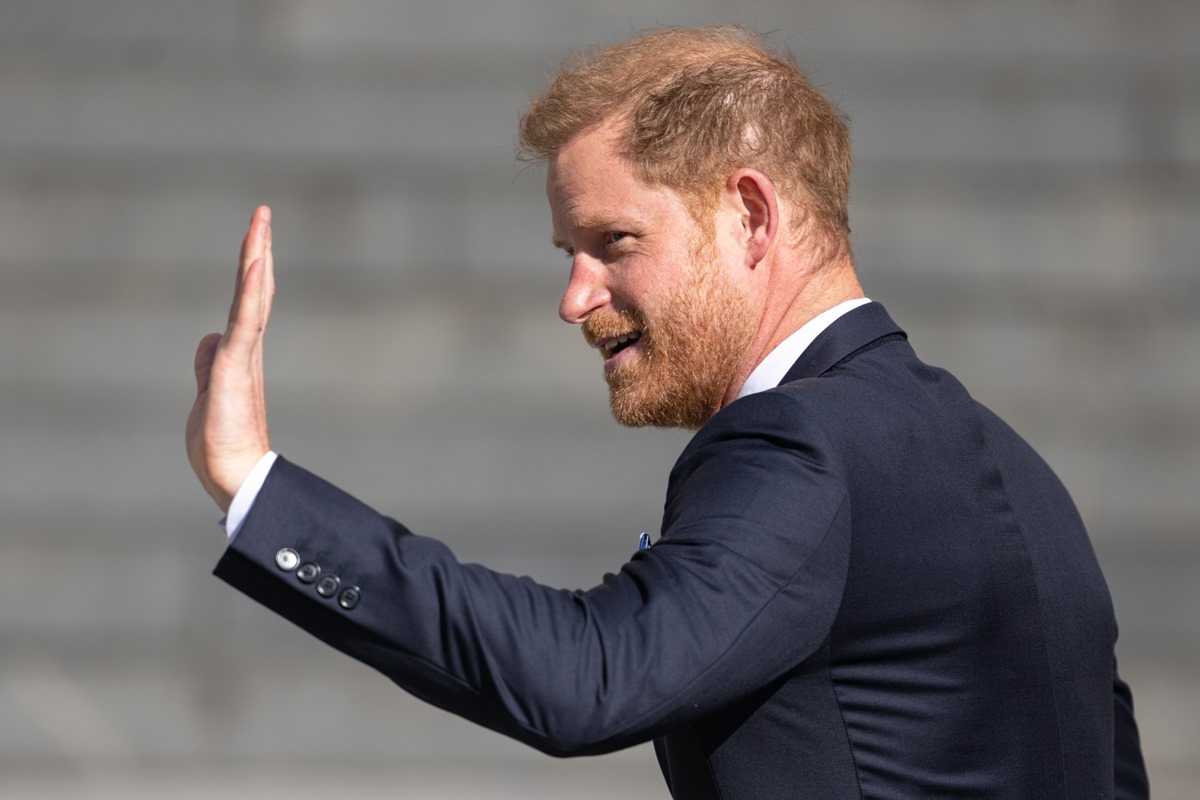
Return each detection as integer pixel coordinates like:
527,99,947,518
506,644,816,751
209,446,271,513
223,451,280,538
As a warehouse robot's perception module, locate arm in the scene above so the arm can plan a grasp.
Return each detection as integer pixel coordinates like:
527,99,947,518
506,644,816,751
214,393,851,756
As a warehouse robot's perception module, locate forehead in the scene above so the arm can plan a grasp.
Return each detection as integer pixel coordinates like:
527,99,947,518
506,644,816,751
547,125,690,236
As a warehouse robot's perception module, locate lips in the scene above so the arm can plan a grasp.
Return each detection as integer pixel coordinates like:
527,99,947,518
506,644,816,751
598,330,642,359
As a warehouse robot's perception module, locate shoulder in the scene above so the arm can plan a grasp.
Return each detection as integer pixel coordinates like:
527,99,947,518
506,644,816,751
663,387,849,529
679,387,840,469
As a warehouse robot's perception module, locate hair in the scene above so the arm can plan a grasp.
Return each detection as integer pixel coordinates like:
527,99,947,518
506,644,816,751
519,26,852,263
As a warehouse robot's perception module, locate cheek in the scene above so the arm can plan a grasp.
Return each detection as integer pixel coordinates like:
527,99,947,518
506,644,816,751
605,262,659,310
628,273,685,316
712,222,749,269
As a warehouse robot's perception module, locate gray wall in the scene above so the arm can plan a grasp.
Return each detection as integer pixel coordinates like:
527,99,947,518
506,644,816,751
1,1,1197,797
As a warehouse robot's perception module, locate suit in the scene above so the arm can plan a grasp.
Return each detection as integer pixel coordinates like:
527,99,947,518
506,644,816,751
215,302,1148,798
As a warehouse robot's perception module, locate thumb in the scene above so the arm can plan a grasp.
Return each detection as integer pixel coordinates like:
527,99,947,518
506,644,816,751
193,333,222,394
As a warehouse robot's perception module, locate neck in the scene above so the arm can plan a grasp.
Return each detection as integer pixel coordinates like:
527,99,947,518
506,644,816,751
721,257,864,409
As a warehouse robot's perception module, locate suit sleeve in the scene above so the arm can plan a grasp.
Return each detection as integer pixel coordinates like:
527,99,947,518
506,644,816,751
213,391,851,756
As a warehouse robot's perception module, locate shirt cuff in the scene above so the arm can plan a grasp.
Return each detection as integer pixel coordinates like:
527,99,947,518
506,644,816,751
221,451,280,542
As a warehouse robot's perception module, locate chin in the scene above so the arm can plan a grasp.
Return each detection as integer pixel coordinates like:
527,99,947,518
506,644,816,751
606,379,721,430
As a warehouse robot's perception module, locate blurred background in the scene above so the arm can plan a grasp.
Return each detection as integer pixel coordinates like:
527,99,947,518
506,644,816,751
1,1,1197,797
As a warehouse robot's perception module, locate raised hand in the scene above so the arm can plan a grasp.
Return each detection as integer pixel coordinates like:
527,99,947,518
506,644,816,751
187,206,276,511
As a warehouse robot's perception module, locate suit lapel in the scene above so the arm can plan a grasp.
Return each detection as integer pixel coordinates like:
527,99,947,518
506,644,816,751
779,302,907,385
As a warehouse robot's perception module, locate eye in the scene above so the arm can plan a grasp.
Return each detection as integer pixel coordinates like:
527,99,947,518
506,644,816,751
604,232,629,247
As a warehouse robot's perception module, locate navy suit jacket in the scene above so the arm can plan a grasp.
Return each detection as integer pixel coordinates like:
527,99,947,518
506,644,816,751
215,303,1148,798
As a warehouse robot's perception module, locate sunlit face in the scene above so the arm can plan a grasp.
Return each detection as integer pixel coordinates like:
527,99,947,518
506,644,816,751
548,124,758,429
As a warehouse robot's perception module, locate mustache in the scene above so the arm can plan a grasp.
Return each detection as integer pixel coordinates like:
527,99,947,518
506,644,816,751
582,309,646,348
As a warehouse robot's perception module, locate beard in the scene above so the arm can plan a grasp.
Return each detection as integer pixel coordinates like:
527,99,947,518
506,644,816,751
583,260,757,430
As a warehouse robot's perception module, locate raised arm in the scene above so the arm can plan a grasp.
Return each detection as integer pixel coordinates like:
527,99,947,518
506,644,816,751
212,391,851,756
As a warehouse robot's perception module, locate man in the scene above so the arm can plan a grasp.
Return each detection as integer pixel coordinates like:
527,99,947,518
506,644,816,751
188,27,1149,799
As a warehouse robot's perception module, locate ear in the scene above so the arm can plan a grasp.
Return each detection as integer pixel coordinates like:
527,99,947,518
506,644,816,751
725,168,778,268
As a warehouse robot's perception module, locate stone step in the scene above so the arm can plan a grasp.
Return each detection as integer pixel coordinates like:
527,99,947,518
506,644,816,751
1,35,1196,170
3,0,1197,65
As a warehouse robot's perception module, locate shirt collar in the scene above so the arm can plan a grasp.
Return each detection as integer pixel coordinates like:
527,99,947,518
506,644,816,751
735,298,873,400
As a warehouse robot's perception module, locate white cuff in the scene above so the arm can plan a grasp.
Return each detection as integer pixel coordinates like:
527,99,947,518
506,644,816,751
222,451,280,542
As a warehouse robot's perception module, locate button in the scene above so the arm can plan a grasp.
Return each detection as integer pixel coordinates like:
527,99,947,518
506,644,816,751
296,562,321,584
316,575,341,597
337,586,361,610
275,548,300,571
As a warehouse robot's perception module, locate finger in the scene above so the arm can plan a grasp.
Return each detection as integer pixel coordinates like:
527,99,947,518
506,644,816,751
261,214,275,328
193,332,222,393
229,206,271,326
225,256,268,357
236,206,271,278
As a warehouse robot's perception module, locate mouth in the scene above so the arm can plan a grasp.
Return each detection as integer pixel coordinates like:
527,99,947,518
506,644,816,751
597,331,642,362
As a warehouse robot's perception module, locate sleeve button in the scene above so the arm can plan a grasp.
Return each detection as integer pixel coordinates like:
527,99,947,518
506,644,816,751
296,562,321,584
316,575,341,597
274,548,300,571
337,587,361,610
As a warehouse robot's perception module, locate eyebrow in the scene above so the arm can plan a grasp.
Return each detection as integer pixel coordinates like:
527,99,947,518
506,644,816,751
550,214,631,251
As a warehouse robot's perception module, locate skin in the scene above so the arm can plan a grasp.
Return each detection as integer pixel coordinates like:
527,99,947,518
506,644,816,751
551,124,760,427
187,206,275,512
550,121,865,418
187,120,864,509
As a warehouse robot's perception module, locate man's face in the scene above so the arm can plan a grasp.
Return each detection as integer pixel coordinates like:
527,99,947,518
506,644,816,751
548,124,758,429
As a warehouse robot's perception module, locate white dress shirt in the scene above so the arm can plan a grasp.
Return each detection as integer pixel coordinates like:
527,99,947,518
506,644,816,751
734,297,872,400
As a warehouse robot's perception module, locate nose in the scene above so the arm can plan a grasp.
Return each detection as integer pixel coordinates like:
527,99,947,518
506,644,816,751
558,256,611,324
